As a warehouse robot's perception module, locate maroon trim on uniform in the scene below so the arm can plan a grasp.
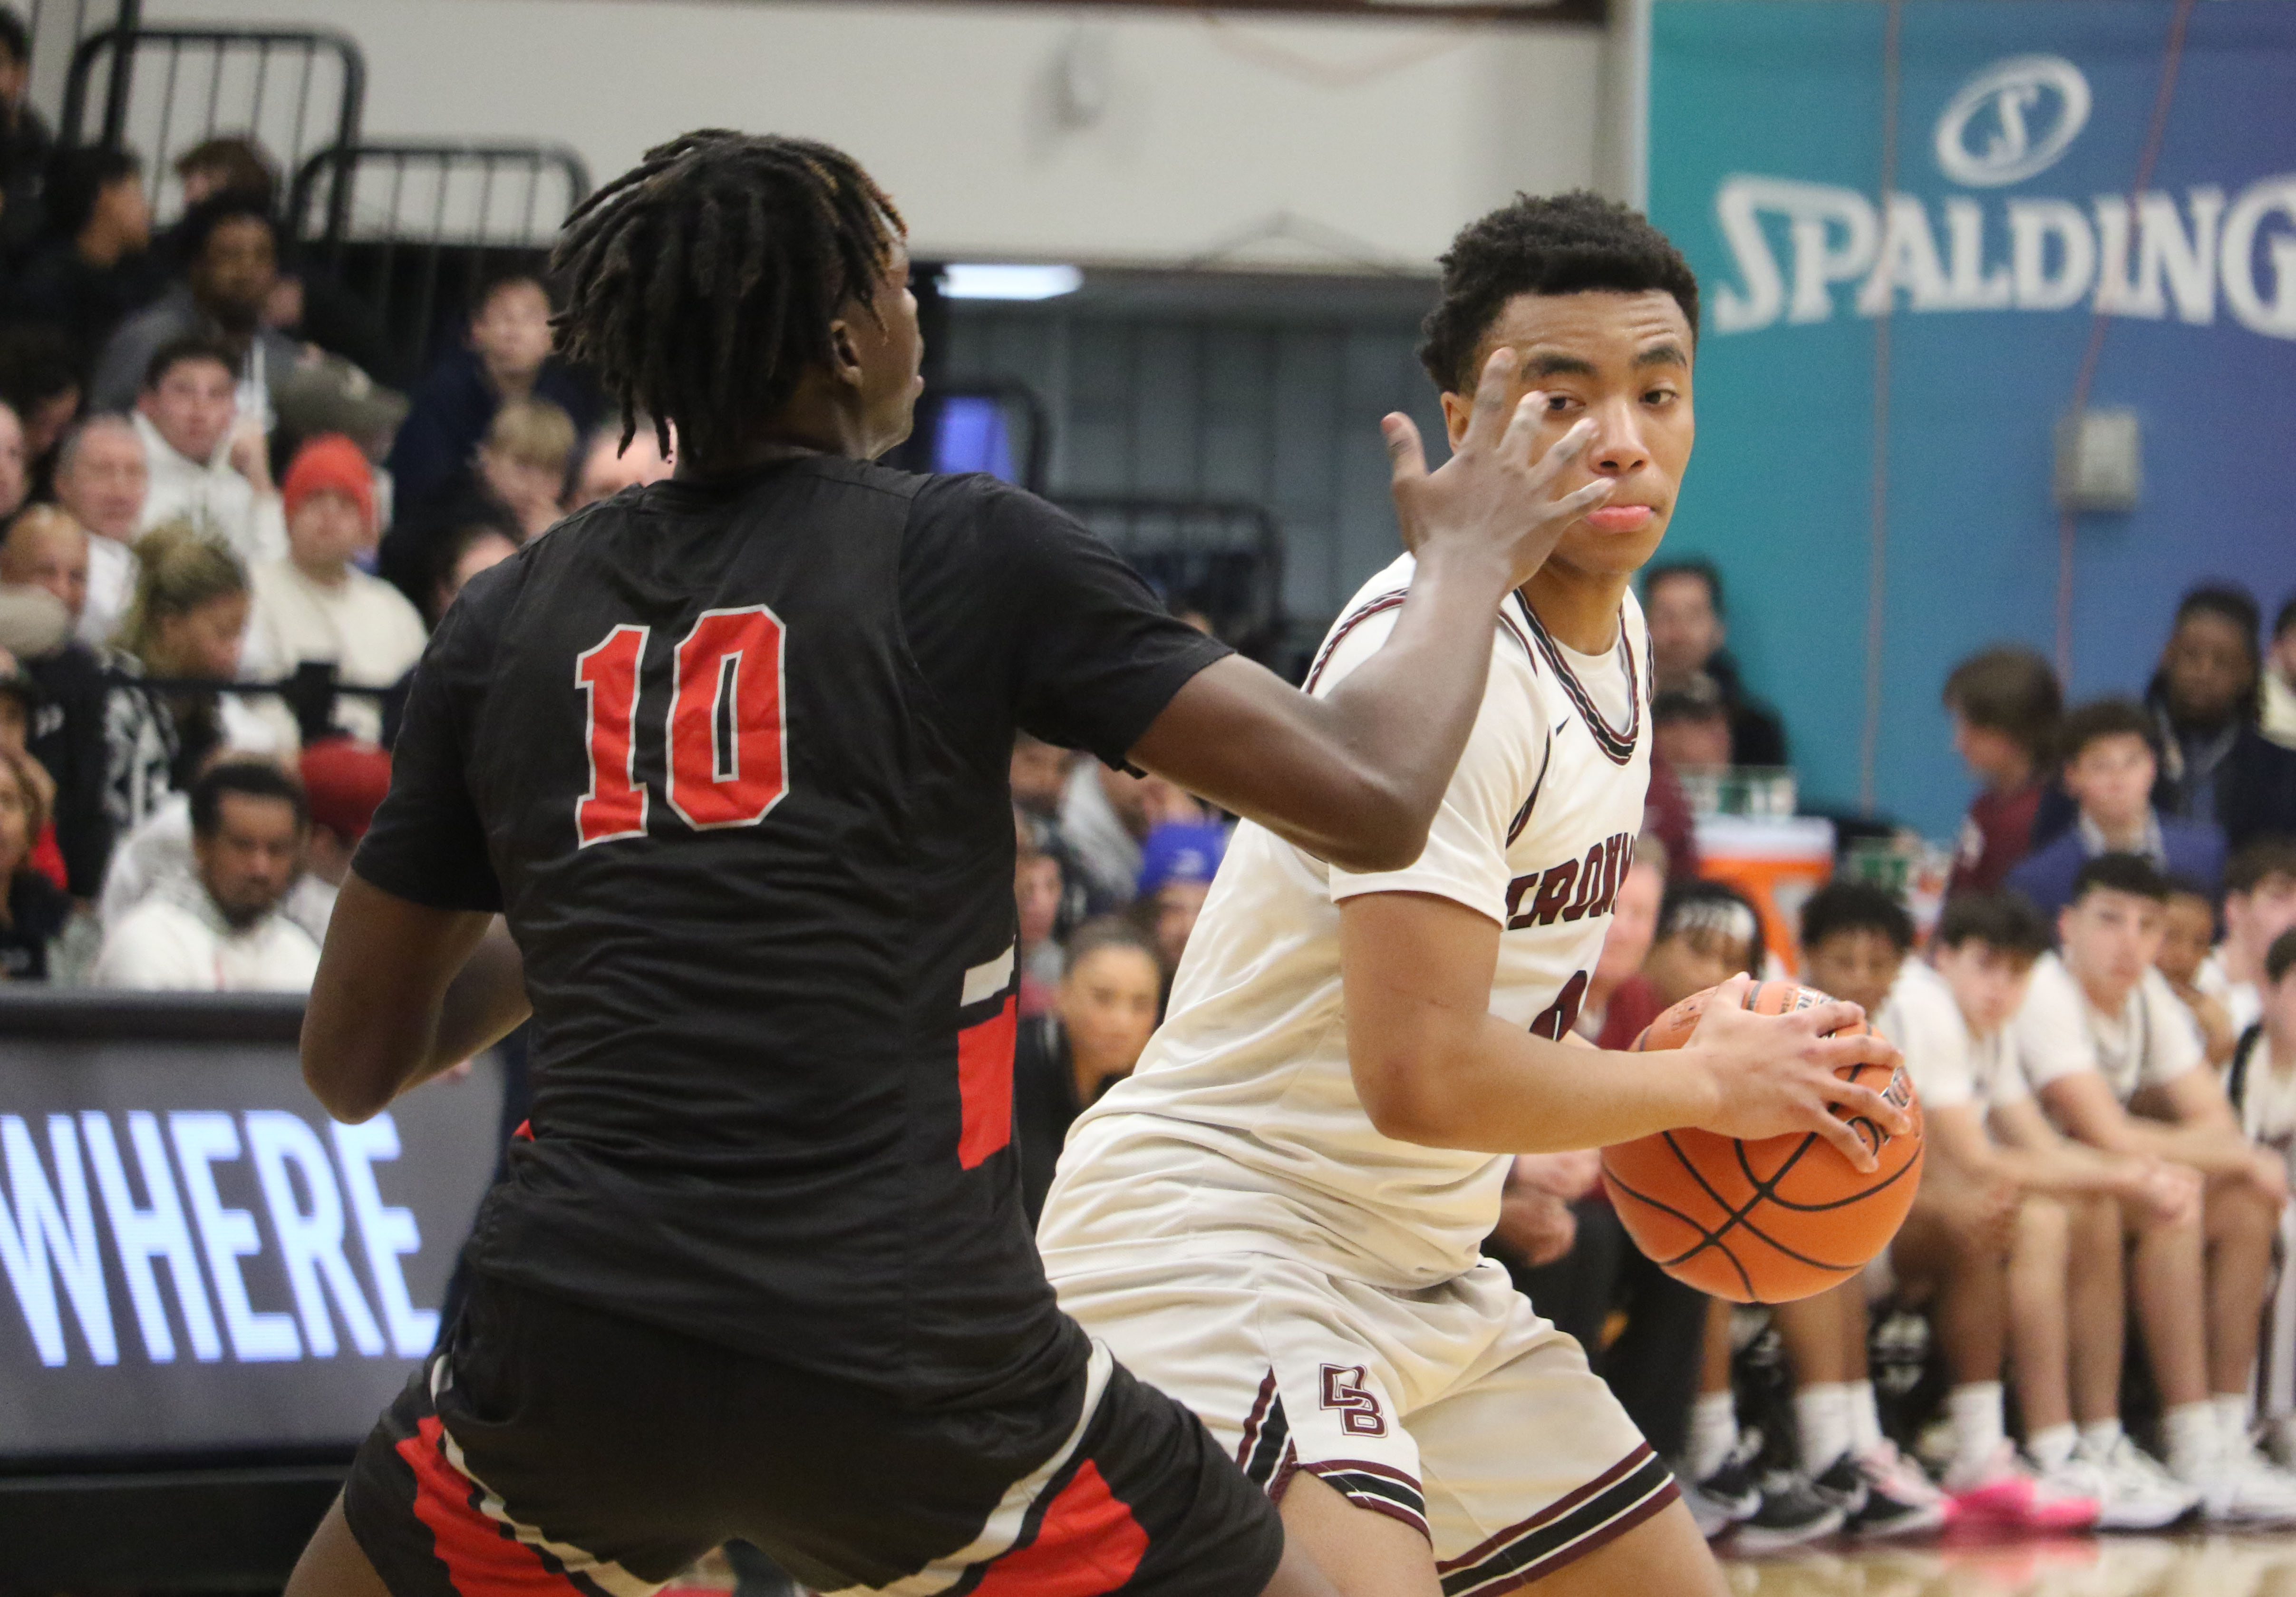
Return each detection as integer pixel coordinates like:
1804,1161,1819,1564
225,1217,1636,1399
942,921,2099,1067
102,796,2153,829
1235,1370,1279,1472
1437,1445,1652,1574
1302,590,1409,693
1506,730,1555,846
1512,595,1640,767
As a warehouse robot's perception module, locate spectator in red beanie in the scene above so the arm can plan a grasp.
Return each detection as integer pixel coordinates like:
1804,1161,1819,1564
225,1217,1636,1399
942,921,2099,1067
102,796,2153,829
244,433,427,745
299,737,391,892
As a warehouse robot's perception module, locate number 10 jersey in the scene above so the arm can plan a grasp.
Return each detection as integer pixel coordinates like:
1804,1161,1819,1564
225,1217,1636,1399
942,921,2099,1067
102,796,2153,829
1038,556,1653,1289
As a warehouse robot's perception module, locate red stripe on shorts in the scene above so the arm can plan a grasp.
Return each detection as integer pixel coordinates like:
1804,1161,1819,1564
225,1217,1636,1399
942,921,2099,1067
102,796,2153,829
397,1415,580,1597
972,1459,1149,1597
958,996,1018,1169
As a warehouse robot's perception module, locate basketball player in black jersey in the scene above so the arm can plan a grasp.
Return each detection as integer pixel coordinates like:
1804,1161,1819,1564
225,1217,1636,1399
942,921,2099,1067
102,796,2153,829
284,132,1620,1597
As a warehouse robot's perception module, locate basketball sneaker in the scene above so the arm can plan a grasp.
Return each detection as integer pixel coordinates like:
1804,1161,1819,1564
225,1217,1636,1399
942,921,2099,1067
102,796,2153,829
1940,1441,2098,1531
1731,1470,1847,1552
1682,1439,1763,1540
2079,1433,2201,1530
2182,1431,2296,1526
1813,1441,1950,1539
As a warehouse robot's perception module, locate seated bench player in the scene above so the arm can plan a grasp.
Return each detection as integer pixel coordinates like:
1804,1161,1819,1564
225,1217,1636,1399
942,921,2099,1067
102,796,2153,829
2012,852,2296,1523
2230,930,2296,1466
1897,891,2202,1529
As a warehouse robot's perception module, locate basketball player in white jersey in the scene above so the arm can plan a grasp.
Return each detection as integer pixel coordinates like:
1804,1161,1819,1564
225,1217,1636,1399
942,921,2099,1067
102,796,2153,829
1037,194,1912,1597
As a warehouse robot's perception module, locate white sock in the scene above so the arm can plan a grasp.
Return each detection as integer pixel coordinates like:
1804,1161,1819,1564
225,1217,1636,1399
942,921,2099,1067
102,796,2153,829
1946,1382,2006,1477
2215,1393,2254,1453
1850,1379,1886,1456
2078,1418,2125,1461
2028,1422,2079,1471
2165,1401,2220,1477
1688,1391,1738,1480
1797,1383,1855,1475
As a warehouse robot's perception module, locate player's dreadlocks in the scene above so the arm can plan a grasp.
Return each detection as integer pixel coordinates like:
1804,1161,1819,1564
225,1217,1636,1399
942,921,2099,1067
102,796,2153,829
551,130,905,467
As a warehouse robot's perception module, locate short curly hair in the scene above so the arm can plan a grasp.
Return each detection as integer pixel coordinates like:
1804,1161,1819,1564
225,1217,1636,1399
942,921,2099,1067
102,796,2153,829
1418,191,1700,394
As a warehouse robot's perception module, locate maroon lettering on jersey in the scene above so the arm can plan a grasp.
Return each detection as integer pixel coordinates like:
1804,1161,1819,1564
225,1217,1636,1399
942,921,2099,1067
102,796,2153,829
1520,862,1578,928
1318,1364,1388,1437
1560,844,1607,922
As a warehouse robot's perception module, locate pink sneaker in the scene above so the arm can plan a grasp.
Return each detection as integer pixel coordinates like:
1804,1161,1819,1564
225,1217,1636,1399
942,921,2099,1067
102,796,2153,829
1943,1443,2098,1532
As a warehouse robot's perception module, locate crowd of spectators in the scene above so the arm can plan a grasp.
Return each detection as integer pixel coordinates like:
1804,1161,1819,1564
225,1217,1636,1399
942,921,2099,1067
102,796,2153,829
1003,555,2296,1547
0,74,670,993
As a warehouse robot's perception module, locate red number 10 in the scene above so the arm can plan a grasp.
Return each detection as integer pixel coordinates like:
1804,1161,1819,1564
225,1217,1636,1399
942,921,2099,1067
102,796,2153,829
575,607,789,847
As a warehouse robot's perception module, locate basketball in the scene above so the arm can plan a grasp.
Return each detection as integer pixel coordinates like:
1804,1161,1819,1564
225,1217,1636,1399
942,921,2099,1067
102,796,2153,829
1600,981,1924,1305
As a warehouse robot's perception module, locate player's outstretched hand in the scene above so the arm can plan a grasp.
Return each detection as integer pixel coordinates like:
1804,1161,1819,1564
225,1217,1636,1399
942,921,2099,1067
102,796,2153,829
1680,974,1914,1175
1383,346,1614,590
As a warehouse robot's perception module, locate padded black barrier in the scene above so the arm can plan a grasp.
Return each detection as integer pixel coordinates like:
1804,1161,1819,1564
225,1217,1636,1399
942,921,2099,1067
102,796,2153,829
0,993,503,1589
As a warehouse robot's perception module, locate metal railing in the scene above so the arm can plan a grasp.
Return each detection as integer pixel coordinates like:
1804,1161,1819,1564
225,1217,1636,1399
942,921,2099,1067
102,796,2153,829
60,26,364,224
112,662,401,749
285,142,591,379
1052,493,1287,658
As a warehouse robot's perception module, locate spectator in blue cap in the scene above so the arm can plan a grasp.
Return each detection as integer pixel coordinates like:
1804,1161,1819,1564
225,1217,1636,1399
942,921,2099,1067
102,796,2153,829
1134,818,1229,996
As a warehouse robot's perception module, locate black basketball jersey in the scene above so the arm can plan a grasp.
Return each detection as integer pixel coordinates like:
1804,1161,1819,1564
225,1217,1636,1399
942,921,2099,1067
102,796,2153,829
355,456,1229,1402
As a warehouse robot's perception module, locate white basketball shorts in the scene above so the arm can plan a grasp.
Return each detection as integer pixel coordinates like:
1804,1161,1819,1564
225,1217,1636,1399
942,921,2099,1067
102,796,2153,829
1049,1247,1678,1596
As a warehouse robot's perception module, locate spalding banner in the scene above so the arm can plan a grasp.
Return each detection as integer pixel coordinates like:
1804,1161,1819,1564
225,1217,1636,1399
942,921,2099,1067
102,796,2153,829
0,995,502,1461
1648,2,2296,833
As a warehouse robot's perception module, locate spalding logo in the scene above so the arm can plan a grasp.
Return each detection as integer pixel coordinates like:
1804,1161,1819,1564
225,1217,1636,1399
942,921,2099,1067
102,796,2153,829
1934,54,2092,188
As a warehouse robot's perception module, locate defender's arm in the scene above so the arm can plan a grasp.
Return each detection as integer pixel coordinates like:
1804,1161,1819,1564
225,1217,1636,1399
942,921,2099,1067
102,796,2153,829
1337,890,1908,1170
301,874,532,1123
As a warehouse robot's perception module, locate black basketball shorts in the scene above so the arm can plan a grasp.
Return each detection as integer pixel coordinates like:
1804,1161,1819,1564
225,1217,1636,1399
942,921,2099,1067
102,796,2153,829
343,1273,1285,1597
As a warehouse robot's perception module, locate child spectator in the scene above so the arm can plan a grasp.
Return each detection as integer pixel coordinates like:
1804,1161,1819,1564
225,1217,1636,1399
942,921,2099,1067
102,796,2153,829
1133,819,1227,990
2148,585,2296,851
2266,595,2296,748
1575,837,1666,1041
384,396,574,605
1643,556,1789,766
53,413,148,647
243,435,426,745
1942,645,2062,894
385,268,595,526
2233,929,2296,1465
1058,757,1204,915
1771,882,1950,1538
2012,851,2296,1521
1597,876,1764,1050
0,743,67,978
12,146,159,370
1899,891,2199,1528
296,738,391,932
91,758,319,991
132,335,285,566
2201,839,2296,1039
1012,919,1162,1224
2007,697,2225,920
2159,876,2239,1066
1651,672,1733,771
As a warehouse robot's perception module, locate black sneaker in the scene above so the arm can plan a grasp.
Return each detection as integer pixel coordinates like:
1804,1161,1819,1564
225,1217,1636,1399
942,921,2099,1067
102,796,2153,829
1683,1441,1763,1540
1731,1470,1847,1552
1828,1443,1951,1539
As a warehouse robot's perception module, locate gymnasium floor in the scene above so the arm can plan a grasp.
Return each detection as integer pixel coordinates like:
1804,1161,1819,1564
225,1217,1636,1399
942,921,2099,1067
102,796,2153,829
1717,1533,2296,1595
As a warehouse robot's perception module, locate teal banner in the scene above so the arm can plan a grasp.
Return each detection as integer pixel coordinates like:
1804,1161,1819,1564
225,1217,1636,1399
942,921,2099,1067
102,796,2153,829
1648,0,2296,835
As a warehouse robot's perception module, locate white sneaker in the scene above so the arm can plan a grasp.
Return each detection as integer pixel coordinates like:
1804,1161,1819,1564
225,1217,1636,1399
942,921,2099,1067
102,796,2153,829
2079,1434,2201,1531
2186,1435,2296,1526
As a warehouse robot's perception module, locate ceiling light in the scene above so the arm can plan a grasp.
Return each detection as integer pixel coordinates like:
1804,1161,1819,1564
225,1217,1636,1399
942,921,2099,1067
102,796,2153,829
941,263,1083,301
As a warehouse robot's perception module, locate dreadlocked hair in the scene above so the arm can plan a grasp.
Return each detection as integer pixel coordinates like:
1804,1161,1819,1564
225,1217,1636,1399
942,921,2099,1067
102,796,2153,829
550,130,905,467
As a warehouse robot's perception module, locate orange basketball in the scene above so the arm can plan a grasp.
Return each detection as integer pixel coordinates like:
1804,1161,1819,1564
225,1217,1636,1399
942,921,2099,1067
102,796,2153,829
1599,981,1923,1304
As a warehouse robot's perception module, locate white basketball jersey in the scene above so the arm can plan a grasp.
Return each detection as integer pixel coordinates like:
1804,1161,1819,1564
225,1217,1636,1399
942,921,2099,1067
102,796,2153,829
1038,555,1652,1288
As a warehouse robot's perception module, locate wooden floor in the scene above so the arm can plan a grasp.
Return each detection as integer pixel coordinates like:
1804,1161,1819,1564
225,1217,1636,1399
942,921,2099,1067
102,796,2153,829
1718,1533,2296,1595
